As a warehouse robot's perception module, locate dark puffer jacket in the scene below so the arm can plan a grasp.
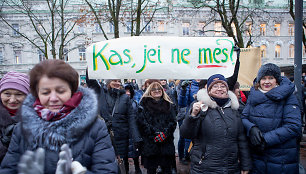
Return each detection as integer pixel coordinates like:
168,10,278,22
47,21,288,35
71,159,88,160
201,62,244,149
0,87,117,174
242,77,302,174
97,87,137,157
137,97,177,157
0,103,21,163
180,89,252,174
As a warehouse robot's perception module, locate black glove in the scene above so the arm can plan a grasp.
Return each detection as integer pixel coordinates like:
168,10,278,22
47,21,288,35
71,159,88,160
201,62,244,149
249,126,263,146
181,80,191,90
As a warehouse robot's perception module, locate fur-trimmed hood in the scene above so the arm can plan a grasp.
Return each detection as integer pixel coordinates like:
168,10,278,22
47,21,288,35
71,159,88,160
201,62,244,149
21,86,98,151
196,89,239,110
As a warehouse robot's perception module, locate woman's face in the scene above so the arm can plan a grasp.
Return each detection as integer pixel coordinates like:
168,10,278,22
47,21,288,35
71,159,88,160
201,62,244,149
260,76,277,91
150,85,163,100
1,89,26,110
37,76,72,112
109,80,121,89
209,82,228,98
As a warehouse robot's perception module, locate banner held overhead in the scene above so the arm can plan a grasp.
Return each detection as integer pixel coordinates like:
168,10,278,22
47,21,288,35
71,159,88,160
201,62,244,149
87,36,238,79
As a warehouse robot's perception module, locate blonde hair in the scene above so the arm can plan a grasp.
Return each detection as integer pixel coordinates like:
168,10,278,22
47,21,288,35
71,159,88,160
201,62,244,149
141,82,173,103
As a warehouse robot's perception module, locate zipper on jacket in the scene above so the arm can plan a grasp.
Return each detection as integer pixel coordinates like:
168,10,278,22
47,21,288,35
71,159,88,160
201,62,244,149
198,155,205,164
220,107,224,114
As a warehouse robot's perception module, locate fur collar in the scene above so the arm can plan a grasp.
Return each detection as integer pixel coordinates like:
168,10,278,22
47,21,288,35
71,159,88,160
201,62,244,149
21,86,98,151
0,102,21,127
196,89,239,110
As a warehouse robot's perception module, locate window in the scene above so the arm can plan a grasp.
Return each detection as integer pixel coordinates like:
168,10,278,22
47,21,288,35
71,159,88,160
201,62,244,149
79,46,86,61
214,21,223,36
182,22,190,36
275,45,281,58
95,23,102,33
157,21,165,32
249,0,263,4
126,21,132,33
288,23,294,36
109,22,114,33
78,24,85,33
197,22,205,36
260,45,267,58
64,48,69,61
38,50,46,62
289,44,294,58
14,48,22,64
274,23,281,36
36,23,43,34
0,48,3,64
260,23,266,36
144,21,151,32
12,24,20,36
245,22,252,36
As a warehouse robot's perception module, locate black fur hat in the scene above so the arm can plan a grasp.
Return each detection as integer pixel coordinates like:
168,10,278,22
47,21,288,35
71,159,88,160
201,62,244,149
256,63,282,84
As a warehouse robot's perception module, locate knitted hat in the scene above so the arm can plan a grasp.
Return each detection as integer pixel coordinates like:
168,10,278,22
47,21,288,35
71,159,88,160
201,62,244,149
256,63,281,84
0,71,30,94
207,74,228,92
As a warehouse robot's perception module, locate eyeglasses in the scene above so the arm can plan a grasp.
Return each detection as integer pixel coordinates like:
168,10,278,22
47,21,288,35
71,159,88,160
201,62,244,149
151,88,162,92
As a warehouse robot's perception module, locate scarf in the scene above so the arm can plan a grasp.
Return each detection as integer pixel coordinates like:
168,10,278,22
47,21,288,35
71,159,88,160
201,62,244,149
33,92,83,121
4,105,18,116
211,96,229,107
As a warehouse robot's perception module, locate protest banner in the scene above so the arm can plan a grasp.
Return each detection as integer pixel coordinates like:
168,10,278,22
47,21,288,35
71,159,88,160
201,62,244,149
238,47,261,91
86,36,238,79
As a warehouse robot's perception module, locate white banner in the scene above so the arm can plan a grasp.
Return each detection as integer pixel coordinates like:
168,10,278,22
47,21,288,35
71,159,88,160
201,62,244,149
87,36,237,79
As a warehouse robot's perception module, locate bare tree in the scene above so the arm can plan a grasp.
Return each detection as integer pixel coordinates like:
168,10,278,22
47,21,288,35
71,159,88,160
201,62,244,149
188,0,258,48
289,0,306,50
85,0,162,39
0,0,87,59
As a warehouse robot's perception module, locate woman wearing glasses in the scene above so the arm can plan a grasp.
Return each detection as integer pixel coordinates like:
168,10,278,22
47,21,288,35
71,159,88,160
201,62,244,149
180,74,252,174
137,81,177,174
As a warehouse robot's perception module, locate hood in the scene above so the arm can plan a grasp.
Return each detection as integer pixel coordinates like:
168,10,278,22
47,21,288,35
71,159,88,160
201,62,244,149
196,89,239,110
21,86,98,151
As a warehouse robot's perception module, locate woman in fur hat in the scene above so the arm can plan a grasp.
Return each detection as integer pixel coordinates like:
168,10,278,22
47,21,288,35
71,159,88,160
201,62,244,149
137,82,177,174
241,63,302,174
0,71,29,163
0,60,117,174
180,74,252,174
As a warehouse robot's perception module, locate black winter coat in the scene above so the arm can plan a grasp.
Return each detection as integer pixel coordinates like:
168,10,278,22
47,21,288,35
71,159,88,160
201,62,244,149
137,97,177,157
0,103,21,163
87,78,139,158
0,87,117,174
180,89,252,174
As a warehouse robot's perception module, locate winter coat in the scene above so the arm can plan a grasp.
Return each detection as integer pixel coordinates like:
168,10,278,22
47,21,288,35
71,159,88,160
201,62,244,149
85,77,139,157
242,77,302,174
180,89,252,174
98,87,138,157
0,103,21,163
137,97,177,157
128,99,142,158
0,87,117,174
178,80,199,108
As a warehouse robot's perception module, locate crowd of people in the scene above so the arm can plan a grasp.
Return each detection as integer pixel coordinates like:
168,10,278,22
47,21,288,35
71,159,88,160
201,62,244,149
0,59,304,174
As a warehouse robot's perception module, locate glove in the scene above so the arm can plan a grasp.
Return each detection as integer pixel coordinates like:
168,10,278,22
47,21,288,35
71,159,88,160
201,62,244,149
18,148,45,174
154,132,167,143
249,126,263,146
56,144,87,174
181,80,191,90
